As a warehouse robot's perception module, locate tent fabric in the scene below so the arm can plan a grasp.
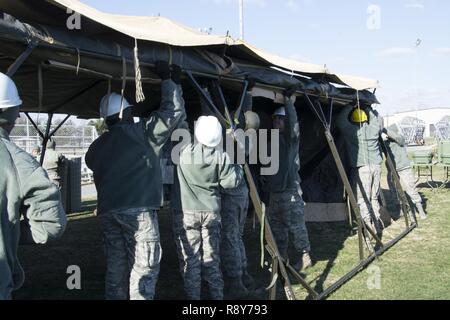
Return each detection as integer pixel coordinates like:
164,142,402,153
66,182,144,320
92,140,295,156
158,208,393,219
0,13,379,119
0,0,378,90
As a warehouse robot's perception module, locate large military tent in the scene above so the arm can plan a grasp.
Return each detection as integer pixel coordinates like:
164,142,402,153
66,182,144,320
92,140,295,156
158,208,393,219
0,0,381,220
1,0,414,300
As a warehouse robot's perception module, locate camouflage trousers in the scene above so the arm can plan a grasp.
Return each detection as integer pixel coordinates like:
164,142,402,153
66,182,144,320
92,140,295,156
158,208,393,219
220,183,250,279
388,168,422,205
100,209,162,300
172,210,223,300
350,165,382,223
266,190,310,260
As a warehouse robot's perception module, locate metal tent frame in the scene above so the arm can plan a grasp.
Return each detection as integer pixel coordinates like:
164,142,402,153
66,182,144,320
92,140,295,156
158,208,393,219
4,37,418,301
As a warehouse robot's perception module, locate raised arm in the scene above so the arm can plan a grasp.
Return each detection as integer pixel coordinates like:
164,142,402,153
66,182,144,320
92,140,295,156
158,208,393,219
145,63,186,150
284,96,300,141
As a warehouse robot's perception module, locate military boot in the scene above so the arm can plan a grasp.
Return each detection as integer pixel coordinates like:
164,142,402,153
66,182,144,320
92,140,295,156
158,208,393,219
293,252,313,272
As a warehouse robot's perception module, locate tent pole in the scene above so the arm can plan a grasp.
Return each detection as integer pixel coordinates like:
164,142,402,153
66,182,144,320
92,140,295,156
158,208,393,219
232,80,249,122
39,113,53,165
303,94,383,253
24,112,45,140
6,41,37,77
318,223,415,300
380,140,413,227
185,72,229,126
49,114,71,137
187,74,319,300
212,79,319,300
323,129,367,260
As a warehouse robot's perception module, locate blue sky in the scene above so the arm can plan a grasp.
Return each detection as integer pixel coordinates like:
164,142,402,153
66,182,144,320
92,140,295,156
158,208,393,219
82,0,450,115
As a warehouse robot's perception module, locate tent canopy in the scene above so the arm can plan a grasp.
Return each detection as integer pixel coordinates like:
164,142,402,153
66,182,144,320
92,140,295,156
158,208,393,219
0,0,381,204
0,0,378,91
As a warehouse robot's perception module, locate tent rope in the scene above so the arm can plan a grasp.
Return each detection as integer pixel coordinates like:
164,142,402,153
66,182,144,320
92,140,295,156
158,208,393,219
76,48,81,76
134,38,145,103
119,54,126,119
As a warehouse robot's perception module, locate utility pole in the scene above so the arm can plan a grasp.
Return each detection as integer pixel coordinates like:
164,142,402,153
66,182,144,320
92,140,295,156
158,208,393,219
239,0,244,40
414,38,422,112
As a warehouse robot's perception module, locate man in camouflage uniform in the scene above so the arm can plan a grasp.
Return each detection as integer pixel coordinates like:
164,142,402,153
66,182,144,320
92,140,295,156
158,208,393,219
86,61,185,300
336,103,385,233
220,82,258,298
383,125,427,220
264,88,311,272
42,139,64,189
174,115,243,300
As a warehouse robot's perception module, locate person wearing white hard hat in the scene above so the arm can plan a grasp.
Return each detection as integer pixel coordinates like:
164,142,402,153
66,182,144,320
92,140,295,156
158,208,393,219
263,87,312,279
173,112,243,300
0,72,66,300
85,61,186,300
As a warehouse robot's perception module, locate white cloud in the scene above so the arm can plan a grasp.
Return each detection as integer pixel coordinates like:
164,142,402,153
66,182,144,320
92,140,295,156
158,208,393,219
434,48,450,56
405,3,425,10
377,47,416,57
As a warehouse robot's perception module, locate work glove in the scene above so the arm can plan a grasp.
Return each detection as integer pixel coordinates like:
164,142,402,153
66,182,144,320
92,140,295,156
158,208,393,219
246,77,257,92
284,85,298,98
155,60,170,80
171,64,182,85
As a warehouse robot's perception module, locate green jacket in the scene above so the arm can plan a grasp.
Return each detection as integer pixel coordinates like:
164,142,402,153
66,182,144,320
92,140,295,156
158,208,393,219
384,129,411,170
85,80,186,214
336,105,383,168
177,142,243,213
0,127,66,299
43,149,62,180
265,98,302,193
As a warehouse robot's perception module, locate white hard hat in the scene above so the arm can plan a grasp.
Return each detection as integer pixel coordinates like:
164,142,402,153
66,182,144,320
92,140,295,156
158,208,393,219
99,93,132,118
195,116,222,148
273,107,286,117
0,72,22,109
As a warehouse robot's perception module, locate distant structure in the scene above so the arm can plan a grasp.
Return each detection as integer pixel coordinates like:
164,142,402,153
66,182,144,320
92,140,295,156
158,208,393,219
384,107,450,140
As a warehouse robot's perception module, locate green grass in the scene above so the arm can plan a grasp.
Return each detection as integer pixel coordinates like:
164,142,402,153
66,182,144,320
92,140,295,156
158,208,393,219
13,179,450,300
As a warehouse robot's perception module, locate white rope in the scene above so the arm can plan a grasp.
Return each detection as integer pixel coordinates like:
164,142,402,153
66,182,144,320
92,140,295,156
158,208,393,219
119,55,126,119
134,38,145,103
76,48,81,76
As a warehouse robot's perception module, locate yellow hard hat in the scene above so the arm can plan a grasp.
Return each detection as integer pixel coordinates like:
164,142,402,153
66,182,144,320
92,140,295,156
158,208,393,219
350,108,368,124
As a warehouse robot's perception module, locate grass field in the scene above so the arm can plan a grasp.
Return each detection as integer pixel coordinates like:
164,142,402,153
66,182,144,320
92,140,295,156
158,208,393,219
13,177,450,300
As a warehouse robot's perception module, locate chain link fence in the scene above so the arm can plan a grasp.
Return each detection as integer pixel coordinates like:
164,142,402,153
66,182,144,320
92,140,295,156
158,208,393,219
10,117,98,184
